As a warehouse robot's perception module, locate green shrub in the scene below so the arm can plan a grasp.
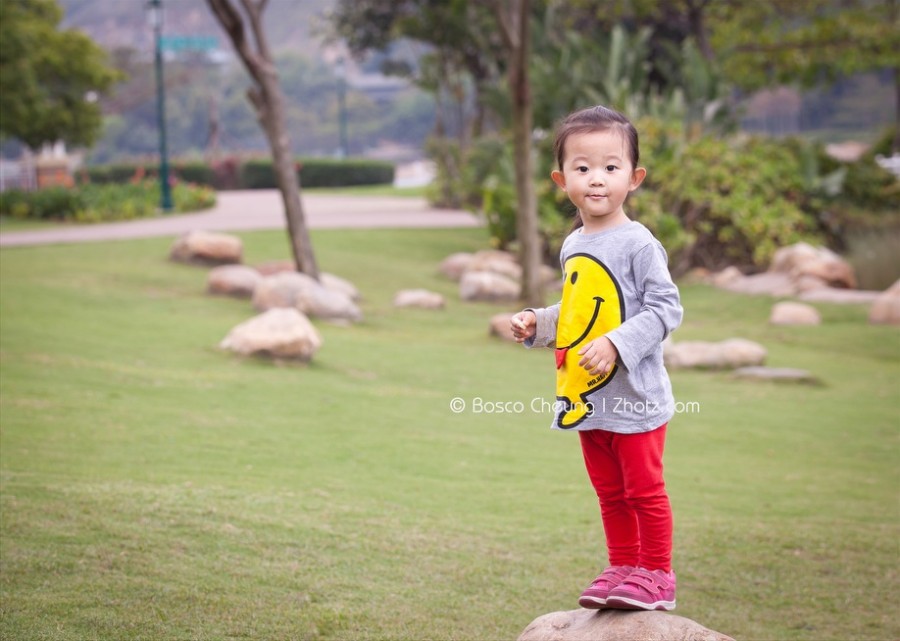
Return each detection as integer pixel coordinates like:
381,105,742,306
0,187,86,220
649,135,823,270
85,163,156,185
240,157,395,189
0,181,216,222
171,161,217,187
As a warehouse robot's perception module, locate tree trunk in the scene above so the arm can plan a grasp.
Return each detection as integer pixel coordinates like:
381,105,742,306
206,0,319,279
496,0,544,307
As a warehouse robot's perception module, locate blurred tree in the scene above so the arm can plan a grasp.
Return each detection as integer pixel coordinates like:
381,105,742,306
0,0,121,150
207,0,319,279
492,0,543,306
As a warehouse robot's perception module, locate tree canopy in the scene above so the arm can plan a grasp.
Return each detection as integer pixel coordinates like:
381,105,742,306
0,0,121,150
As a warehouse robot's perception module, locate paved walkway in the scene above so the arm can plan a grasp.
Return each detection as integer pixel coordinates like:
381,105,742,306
0,190,482,248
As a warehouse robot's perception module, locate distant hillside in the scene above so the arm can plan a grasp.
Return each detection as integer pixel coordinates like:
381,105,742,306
59,0,336,55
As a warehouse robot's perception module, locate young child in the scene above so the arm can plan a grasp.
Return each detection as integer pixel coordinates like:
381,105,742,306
510,105,683,611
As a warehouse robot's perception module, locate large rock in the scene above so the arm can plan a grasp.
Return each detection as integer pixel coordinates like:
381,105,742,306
321,272,361,302
207,265,262,299
721,272,797,297
170,231,242,266
732,366,822,385
295,285,363,323
459,270,520,302
489,312,517,342
254,261,362,301
769,301,821,326
770,242,856,289
252,272,362,322
664,338,767,370
518,609,734,641
439,252,476,281
393,289,445,309
798,288,882,304
469,249,523,282
869,279,900,325
219,308,322,361
252,271,320,311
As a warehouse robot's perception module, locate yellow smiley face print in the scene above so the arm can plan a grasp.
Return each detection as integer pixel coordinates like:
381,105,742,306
554,253,624,429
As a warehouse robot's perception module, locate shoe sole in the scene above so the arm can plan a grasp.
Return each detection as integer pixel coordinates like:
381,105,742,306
605,596,675,611
578,596,607,609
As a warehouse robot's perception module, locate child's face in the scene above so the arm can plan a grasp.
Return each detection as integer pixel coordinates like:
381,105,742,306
551,129,646,233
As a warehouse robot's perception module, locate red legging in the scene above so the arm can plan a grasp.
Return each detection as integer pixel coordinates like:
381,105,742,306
579,424,672,572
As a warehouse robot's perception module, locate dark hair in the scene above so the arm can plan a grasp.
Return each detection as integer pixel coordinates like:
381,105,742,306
553,105,640,232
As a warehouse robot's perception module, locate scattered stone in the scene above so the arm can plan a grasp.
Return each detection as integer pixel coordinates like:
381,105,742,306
798,288,882,305
252,271,319,311
252,271,361,322
219,308,322,362
207,265,262,299
439,252,475,281
710,266,743,288
664,338,767,370
295,285,363,323
489,313,518,342
255,259,295,276
721,272,797,297
393,289,445,309
769,301,821,326
732,367,823,385
459,270,520,303
321,272,361,302
517,609,734,641
170,230,242,266
770,242,856,289
869,279,900,325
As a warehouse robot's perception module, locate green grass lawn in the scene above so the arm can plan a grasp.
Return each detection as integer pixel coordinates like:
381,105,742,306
1,227,897,641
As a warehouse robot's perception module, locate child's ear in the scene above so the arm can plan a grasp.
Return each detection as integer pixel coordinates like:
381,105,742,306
551,170,566,191
629,167,647,191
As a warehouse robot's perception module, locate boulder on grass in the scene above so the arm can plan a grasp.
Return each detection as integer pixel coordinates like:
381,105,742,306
770,242,857,289
439,252,475,281
732,366,822,385
252,272,319,311
518,609,734,641
489,313,517,342
869,279,900,325
664,338,767,370
321,272,361,302
253,272,362,322
769,301,821,326
207,265,262,299
393,289,445,309
170,231,242,266
295,285,362,323
219,308,321,362
460,271,520,303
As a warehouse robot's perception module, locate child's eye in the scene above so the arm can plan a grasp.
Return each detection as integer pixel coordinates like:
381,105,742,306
576,166,589,173
605,165,617,172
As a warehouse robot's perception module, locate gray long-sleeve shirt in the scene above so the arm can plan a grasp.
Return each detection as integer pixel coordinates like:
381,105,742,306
526,221,683,433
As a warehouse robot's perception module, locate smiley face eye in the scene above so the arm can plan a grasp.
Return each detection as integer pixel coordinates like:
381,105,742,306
570,271,578,285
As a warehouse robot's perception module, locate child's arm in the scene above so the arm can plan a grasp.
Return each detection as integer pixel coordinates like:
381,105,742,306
512,304,560,348
603,242,683,373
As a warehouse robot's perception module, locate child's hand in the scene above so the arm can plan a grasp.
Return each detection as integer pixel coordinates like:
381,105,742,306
577,336,618,375
510,311,536,343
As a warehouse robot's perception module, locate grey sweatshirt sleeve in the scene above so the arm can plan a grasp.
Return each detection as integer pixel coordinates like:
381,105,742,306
604,242,682,373
523,303,560,348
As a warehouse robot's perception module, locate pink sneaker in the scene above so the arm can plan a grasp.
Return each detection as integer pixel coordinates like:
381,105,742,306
578,565,635,609
605,567,676,611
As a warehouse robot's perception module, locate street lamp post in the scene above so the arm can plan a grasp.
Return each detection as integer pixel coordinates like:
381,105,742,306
336,56,349,159
147,0,173,211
